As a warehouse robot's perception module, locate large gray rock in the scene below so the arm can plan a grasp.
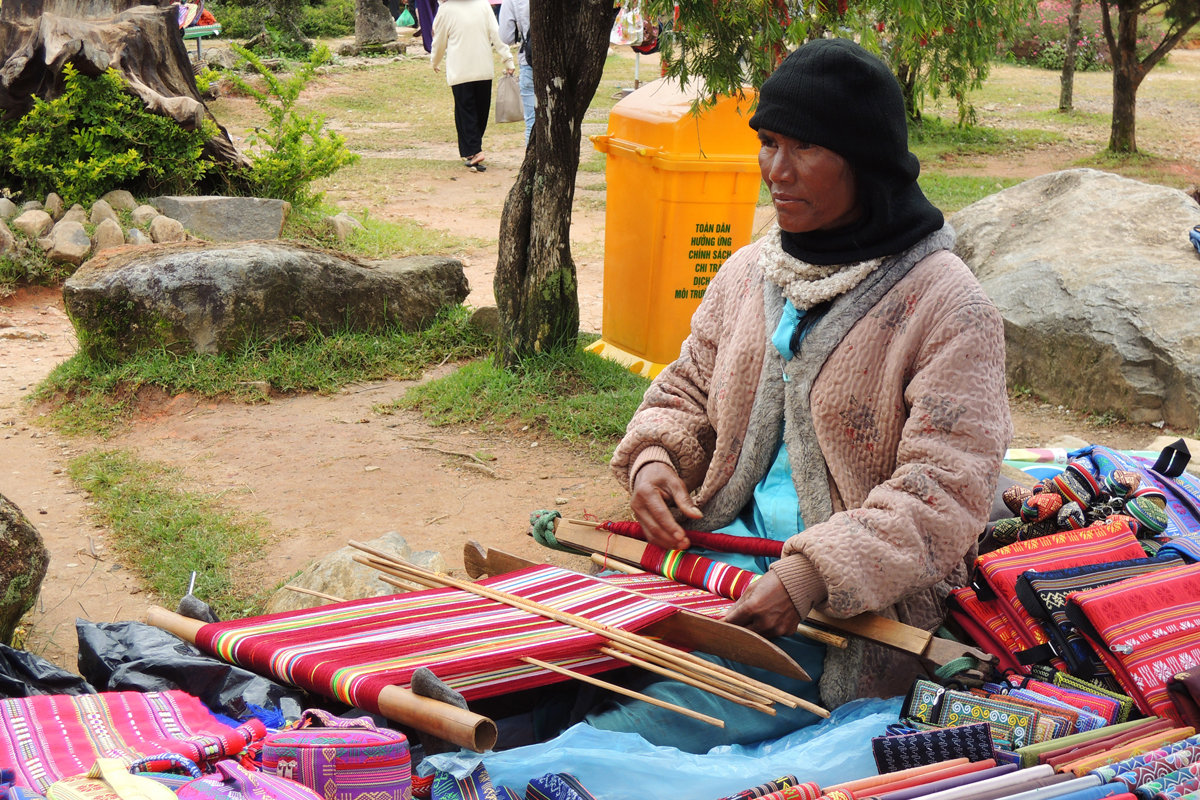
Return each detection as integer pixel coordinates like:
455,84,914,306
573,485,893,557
0,197,16,220
953,168,1200,429
47,220,92,264
151,196,291,242
62,241,470,357
0,493,50,646
264,531,447,614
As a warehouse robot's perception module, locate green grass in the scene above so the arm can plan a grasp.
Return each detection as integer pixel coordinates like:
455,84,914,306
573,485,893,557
33,307,491,436
381,346,650,461
68,449,272,617
920,173,1026,213
908,116,1063,161
281,203,480,257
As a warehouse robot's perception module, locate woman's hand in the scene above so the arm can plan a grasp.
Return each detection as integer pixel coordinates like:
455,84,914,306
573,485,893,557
630,462,702,550
723,571,804,638
505,67,515,76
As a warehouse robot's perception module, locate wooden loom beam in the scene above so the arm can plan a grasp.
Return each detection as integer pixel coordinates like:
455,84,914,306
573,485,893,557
144,606,499,753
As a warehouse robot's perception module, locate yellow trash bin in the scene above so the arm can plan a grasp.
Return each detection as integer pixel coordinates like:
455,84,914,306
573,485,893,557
588,78,760,378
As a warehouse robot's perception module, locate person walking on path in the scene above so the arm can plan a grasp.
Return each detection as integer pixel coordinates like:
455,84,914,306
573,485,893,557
499,0,534,144
431,0,514,171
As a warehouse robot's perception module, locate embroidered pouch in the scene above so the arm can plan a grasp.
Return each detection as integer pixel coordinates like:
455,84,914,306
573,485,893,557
1045,669,1137,724
1002,675,1122,725
261,709,411,800
934,690,1041,750
1067,562,1200,720
177,761,322,800
972,517,1146,658
871,722,995,773
1015,555,1183,675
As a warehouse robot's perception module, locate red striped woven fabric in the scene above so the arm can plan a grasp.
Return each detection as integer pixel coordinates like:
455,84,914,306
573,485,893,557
600,573,732,618
195,565,679,709
1068,562,1200,721
973,516,1145,652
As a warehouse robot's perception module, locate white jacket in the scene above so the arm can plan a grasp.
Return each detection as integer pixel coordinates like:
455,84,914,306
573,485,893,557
430,0,514,86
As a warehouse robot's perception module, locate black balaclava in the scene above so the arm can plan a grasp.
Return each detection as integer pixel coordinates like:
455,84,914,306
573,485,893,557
748,38,944,266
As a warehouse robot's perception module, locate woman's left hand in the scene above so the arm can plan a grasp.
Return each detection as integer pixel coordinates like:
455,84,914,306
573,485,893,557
723,571,804,638
505,67,515,75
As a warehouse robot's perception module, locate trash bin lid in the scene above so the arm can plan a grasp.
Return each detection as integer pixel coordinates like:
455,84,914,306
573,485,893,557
604,78,759,161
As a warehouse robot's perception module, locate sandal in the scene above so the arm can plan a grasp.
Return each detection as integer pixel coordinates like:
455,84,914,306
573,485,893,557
466,153,486,167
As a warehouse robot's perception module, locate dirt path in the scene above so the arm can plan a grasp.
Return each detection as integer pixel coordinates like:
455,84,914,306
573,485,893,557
3,50,1195,671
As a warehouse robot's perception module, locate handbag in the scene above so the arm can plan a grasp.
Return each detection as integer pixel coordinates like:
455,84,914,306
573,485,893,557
1067,561,1200,721
261,709,411,800
176,760,322,800
495,72,522,124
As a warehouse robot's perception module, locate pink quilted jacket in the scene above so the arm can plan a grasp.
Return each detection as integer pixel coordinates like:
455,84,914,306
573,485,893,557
612,227,1012,703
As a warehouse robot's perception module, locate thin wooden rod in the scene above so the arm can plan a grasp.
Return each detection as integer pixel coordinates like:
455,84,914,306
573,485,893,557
520,656,724,728
597,641,776,706
284,586,346,602
597,646,776,714
590,552,644,574
351,541,827,717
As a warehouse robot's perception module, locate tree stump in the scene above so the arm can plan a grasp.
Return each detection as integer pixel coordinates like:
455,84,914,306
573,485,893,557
355,0,397,48
0,0,247,169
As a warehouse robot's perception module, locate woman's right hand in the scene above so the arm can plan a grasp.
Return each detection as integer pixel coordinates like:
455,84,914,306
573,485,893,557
630,462,703,550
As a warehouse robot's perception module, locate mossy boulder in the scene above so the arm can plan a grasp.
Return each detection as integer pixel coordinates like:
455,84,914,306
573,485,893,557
0,493,50,646
62,241,469,358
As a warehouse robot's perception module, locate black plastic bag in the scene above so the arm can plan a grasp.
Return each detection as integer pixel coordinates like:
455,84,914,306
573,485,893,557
0,643,95,698
76,620,311,722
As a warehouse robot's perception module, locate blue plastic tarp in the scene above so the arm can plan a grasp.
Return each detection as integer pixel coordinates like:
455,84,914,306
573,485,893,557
428,697,901,800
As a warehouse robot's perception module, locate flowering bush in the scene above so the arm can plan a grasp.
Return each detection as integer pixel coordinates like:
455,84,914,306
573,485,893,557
1001,1,1161,71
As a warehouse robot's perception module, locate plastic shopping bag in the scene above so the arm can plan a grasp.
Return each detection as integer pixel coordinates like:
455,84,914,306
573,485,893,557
495,72,522,124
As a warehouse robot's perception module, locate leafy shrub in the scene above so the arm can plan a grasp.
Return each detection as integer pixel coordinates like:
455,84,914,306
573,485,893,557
1002,1,1162,71
0,65,217,206
209,1,264,38
298,0,354,38
227,45,360,207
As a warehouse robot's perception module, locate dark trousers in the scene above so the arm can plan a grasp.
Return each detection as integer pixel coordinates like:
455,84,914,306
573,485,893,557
451,80,492,159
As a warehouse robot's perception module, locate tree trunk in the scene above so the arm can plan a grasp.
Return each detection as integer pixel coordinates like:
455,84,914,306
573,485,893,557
1058,0,1083,111
356,0,396,47
1105,0,1144,152
493,0,613,364
895,60,922,123
0,0,246,168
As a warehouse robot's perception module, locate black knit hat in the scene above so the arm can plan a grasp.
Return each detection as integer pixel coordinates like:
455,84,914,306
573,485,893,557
749,38,944,265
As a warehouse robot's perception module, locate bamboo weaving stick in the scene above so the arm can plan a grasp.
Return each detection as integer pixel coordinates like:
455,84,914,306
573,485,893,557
597,646,776,714
520,656,725,728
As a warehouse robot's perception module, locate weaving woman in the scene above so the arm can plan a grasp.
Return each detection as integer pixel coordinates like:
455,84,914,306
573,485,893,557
580,38,1012,752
